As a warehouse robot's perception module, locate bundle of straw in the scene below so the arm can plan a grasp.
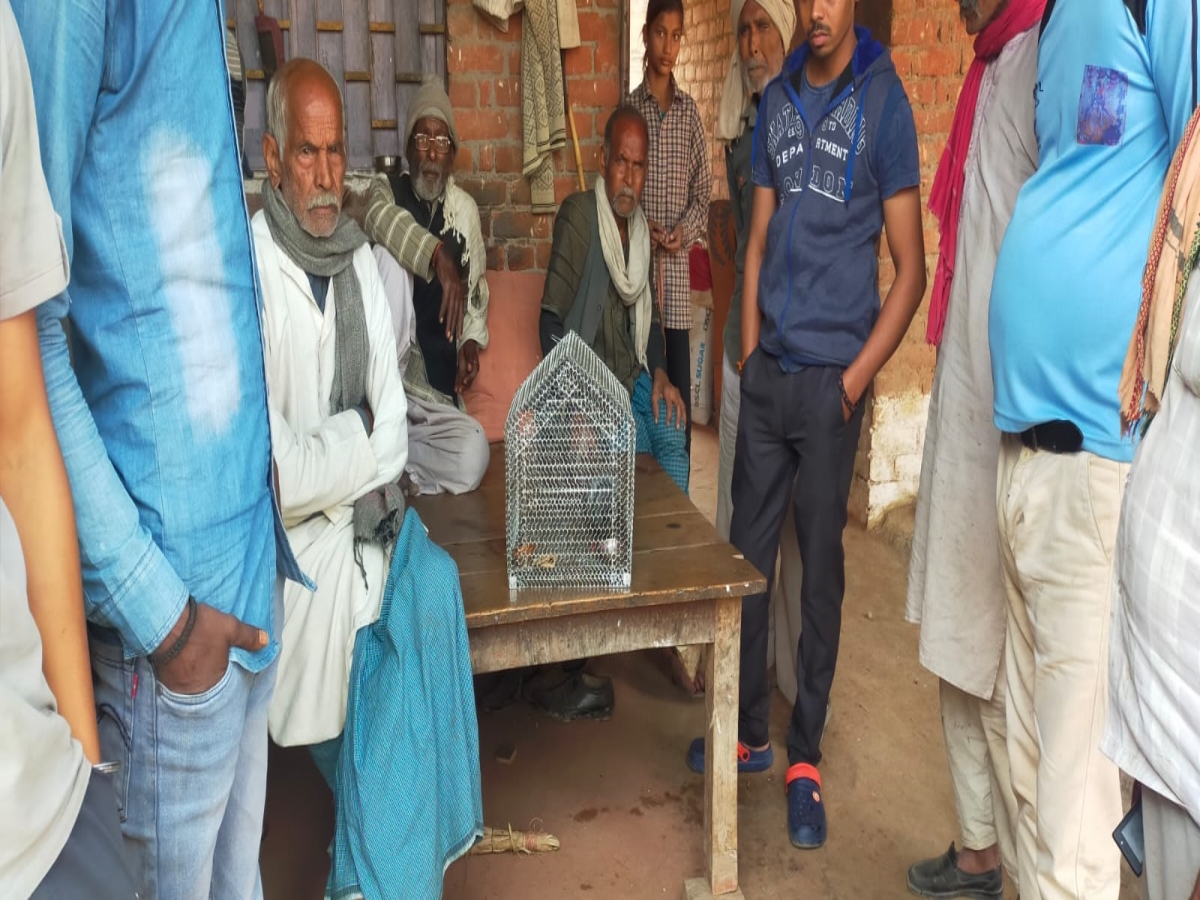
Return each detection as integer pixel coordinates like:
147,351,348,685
469,822,561,855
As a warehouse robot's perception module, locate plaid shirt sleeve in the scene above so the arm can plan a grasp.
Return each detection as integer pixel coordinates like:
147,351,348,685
363,175,439,280
629,83,712,330
679,99,710,249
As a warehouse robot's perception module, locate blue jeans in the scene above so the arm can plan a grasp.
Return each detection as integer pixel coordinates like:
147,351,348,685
90,586,281,900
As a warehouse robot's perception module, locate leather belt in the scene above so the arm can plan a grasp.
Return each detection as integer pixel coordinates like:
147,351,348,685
1016,420,1084,454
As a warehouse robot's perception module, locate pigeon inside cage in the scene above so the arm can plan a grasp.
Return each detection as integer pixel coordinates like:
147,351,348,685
504,332,636,589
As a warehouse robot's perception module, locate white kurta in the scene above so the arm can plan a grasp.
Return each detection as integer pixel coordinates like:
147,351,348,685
905,29,1038,701
252,211,409,746
1103,269,1200,829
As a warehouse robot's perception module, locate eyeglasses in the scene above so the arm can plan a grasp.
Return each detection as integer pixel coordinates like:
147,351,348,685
413,132,452,155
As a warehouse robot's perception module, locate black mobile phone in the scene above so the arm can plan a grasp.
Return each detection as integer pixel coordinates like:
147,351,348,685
1113,797,1145,877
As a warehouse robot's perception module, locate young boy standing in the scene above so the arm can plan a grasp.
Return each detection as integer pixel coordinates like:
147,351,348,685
690,0,925,850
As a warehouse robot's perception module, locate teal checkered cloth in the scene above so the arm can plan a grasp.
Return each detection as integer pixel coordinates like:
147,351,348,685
325,508,483,900
632,370,690,493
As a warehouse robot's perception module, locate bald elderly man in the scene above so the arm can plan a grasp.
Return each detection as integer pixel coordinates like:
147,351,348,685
253,59,481,898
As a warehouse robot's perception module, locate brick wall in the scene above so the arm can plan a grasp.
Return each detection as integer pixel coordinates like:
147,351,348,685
445,0,621,272
851,1,972,527
673,0,735,201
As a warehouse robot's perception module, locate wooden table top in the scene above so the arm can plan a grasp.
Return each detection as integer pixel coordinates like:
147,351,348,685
411,452,766,629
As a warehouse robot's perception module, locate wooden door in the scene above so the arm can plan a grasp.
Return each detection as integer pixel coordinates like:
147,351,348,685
230,0,447,171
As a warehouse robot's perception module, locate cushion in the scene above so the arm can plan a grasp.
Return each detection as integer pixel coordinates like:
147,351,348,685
462,270,546,442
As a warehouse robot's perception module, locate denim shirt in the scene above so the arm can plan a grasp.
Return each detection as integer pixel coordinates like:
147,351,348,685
12,0,307,670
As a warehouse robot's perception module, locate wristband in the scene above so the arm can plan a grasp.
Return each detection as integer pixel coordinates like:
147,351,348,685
838,374,858,415
149,596,197,668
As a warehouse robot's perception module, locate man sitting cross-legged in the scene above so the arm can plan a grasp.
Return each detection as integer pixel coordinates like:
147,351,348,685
253,58,481,899
367,76,490,496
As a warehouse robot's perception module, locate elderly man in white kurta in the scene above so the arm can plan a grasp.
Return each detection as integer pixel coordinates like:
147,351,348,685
253,60,481,897
252,65,409,748
905,1,1043,897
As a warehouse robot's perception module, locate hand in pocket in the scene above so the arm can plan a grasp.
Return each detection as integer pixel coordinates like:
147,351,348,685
152,602,267,696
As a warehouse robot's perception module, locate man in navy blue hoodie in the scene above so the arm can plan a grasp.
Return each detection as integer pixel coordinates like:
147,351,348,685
689,0,926,850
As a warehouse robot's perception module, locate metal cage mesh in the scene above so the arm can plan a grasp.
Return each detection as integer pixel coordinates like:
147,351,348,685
505,332,636,589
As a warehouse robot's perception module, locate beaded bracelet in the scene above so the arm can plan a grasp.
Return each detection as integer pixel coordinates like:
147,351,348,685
149,596,197,669
838,374,858,415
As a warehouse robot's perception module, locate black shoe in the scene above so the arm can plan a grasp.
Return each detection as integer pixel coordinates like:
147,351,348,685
524,667,614,721
475,670,525,713
907,843,1002,899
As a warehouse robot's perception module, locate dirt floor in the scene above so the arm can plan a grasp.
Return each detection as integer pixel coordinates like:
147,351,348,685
260,424,1138,899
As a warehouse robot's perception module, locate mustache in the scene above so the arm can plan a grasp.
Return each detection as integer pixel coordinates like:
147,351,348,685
420,161,444,178
306,192,340,210
807,23,830,39
611,186,638,215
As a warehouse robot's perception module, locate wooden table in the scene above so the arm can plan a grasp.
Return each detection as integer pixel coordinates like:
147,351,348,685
412,453,765,898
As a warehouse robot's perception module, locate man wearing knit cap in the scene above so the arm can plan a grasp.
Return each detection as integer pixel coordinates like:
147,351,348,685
369,76,491,495
904,0,1042,897
709,0,799,708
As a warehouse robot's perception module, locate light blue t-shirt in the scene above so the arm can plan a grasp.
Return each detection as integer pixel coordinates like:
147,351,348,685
989,0,1199,461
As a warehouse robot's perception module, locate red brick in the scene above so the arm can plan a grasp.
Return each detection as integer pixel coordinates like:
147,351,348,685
915,46,962,78
509,176,532,206
567,75,621,110
913,106,956,137
496,144,524,174
507,48,522,77
577,10,613,43
566,107,592,140
486,244,505,270
555,174,585,202
450,43,505,75
456,176,507,207
904,76,937,107
594,36,620,75
506,244,536,270
448,80,476,108
494,77,520,106
493,210,552,240
452,144,473,172
536,240,552,270
456,109,508,141
890,12,939,46
476,142,495,172
564,46,594,75
479,80,492,106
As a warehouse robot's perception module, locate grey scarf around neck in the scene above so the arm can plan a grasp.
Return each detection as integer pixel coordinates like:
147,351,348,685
261,178,369,416
262,179,406,583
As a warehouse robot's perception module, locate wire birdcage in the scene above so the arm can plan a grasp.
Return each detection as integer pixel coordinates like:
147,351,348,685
505,332,635,589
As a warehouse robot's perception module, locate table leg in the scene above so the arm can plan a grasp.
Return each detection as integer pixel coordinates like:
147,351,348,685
701,595,742,896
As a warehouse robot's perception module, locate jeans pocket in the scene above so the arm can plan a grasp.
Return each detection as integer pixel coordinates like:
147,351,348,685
92,654,135,823
156,660,236,711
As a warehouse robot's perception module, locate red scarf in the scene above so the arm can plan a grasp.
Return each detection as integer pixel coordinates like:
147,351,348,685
925,0,1045,346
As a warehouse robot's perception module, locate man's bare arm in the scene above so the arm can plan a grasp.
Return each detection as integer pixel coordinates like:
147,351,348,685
740,186,776,362
0,310,99,762
840,186,927,414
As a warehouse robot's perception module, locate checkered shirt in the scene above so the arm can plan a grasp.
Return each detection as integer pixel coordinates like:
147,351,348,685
628,78,711,330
